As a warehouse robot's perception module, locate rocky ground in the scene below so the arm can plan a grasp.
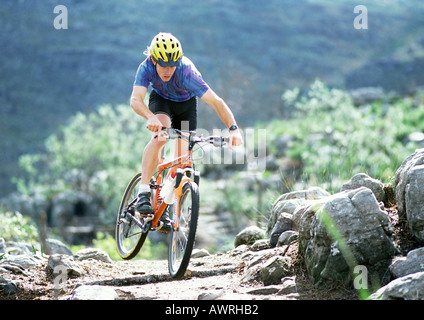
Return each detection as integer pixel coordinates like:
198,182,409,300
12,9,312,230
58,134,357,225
0,240,358,301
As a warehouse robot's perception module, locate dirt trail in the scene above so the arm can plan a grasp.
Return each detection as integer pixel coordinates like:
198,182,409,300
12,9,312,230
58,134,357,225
1,242,358,300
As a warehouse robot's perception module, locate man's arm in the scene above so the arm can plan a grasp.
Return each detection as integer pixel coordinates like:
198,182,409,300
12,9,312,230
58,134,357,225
201,88,243,149
130,85,163,132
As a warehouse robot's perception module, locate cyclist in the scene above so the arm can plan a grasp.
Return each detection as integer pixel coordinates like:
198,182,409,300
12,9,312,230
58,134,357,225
130,32,243,232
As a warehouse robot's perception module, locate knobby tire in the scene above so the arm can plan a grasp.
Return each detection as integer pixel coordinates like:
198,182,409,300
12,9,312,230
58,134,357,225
168,180,199,279
115,172,150,260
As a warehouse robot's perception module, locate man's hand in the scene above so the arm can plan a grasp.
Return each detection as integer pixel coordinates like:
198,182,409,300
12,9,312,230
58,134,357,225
228,129,243,150
146,115,163,132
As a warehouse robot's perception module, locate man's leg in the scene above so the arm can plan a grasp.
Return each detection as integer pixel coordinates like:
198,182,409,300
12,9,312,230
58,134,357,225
137,114,171,214
174,134,189,159
140,113,171,185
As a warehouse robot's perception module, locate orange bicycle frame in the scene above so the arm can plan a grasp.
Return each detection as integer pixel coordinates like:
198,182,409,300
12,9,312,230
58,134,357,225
150,150,194,230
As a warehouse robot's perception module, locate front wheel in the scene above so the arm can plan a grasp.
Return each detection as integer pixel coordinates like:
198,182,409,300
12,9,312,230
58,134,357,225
168,180,199,279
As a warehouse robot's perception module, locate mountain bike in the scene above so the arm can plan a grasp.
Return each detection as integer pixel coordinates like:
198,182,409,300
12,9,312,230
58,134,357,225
115,127,229,279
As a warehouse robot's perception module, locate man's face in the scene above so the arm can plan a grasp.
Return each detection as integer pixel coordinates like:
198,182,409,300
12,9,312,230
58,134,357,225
153,58,176,82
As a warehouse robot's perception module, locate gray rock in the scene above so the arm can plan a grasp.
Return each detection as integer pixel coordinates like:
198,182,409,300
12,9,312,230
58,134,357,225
267,187,329,236
370,271,424,300
251,239,271,251
191,248,211,258
74,248,112,263
198,291,223,300
246,248,284,269
260,256,291,286
234,226,265,247
47,254,85,278
246,285,281,295
296,187,396,285
0,277,18,296
0,253,44,270
0,262,26,275
269,212,294,247
278,276,297,295
277,230,298,246
395,148,424,243
46,238,73,256
246,276,297,295
71,285,118,300
4,241,38,256
389,247,424,278
241,264,262,283
341,173,385,202
276,187,331,202
268,198,307,236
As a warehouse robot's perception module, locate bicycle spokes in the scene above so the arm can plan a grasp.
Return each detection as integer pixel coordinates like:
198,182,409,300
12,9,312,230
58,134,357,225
115,172,150,260
168,181,199,279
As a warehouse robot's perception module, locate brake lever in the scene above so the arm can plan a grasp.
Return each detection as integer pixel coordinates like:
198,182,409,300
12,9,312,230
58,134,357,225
153,126,170,140
210,136,230,147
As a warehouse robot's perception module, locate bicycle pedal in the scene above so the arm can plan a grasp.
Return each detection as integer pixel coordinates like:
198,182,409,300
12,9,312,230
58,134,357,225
118,217,130,225
157,221,173,233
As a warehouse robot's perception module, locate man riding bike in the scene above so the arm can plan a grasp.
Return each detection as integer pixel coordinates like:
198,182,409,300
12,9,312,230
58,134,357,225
130,32,243,232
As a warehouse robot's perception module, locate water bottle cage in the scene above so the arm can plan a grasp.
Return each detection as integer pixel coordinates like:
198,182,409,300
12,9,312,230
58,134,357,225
175,167,200,188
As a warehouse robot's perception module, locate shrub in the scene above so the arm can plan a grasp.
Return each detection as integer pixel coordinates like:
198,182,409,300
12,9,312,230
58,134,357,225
15,104,151,224
268,80,423,191
0,210,38,243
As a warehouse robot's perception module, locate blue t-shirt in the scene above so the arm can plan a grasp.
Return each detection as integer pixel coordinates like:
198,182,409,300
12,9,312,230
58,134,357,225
134,56,210,102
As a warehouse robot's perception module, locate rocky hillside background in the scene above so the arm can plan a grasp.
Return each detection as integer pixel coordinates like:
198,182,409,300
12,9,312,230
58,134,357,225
2,0,424,193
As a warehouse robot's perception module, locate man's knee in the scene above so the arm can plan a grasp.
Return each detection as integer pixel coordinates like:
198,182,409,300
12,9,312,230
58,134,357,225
148,136,167,150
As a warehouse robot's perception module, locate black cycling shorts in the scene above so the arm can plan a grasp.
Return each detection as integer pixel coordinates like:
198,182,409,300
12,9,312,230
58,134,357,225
149,90,197,131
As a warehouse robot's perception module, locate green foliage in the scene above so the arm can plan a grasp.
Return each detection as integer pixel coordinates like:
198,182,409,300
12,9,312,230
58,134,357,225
0,210,38,243
15,104,150,223
269,80,423,191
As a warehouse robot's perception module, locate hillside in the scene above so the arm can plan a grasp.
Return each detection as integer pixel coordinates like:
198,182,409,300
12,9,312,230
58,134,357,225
1,0,424,193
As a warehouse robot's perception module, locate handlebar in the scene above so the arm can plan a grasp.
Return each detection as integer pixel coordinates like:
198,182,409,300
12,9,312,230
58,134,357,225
155,127,230,147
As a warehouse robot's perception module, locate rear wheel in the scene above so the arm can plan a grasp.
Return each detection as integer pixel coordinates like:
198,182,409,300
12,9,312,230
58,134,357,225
115,172,151,260
168,180,199,279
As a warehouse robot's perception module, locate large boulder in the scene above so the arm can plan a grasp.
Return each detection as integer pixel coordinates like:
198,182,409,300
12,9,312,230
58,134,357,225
341,173,385,202
267,187,330,239
394,148,424,243
295,187,396,285
389,247,424,278
370,271,424,300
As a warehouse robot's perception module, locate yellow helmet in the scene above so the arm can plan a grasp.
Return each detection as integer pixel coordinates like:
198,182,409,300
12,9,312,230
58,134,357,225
149,32,183,67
